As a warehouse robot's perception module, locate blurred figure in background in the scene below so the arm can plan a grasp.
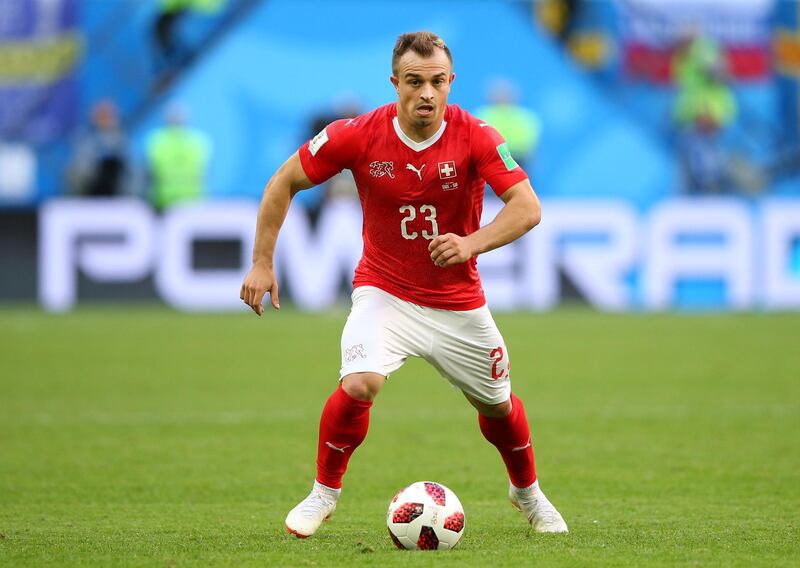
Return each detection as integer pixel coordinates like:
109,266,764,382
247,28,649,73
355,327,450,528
672,33,738,193
475,78,542,172
146,104,212,210
535,0,579,44
296,94,362,221
534,0,612,75
152,0,226,79
67,100,131,197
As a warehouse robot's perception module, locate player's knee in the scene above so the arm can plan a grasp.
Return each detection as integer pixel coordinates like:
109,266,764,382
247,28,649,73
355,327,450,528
465,392,512,417
341,372,384,401
480,399,512,418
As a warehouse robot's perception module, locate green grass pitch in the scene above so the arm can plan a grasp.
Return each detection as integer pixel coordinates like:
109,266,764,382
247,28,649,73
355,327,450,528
1,307,798,566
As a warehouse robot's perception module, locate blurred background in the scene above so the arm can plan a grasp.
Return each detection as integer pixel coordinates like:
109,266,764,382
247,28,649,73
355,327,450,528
1,0,800,312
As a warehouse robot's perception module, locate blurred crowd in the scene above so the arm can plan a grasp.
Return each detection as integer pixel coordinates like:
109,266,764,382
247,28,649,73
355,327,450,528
671,33,745,194
27,0,797,211
66,99,212,211
63,0,223,210
63,39,754,214
64,78,545,215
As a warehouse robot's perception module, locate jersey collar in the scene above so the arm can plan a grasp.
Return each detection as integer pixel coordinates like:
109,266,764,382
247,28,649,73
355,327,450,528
392,116,447,152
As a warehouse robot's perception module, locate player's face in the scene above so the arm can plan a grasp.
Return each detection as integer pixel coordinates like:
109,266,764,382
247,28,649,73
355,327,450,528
391,48,454,134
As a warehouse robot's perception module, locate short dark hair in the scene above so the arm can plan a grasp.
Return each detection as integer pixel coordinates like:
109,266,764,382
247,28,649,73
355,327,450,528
391,31,453,75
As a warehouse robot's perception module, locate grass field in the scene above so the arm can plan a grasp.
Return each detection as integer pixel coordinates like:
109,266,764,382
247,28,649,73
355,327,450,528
1,307,798,566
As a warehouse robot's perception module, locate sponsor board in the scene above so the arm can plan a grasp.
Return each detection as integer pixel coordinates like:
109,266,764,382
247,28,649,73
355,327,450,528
36,197,800,312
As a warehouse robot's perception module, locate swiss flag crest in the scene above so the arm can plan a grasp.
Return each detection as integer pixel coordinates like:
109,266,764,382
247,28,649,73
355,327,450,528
438,161,457,179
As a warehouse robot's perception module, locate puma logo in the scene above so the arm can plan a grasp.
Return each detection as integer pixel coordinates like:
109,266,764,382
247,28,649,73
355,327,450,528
325,442,351,453
406,163,426,180
511,439,531,452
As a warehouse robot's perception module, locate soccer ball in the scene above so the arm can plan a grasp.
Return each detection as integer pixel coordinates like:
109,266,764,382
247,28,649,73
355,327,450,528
386,481,465,550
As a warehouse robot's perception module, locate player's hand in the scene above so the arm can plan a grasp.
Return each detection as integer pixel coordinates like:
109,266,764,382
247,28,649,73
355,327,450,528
240,262,280,316
428,233,474,268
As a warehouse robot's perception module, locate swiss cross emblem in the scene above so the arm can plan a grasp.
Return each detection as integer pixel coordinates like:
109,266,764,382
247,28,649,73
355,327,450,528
438,161,457,179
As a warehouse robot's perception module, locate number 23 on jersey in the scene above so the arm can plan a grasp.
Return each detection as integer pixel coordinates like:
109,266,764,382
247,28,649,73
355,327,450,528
399,204,439,240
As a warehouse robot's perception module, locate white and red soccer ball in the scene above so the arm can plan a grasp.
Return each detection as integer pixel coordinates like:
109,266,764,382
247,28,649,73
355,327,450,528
386,481,465,550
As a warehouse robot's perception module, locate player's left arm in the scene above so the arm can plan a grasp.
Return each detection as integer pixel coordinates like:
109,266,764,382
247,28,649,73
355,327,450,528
428,179,540,267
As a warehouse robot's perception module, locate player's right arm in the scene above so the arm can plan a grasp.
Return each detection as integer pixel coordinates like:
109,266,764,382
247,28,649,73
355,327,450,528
241,118,361,316
240,151,314,316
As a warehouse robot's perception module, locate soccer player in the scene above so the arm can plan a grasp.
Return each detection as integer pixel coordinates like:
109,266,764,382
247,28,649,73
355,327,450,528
240,31,568,537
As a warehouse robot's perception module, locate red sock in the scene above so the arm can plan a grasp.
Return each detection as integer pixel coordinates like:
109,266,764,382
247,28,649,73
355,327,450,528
315,385,372,489
478,393,537,488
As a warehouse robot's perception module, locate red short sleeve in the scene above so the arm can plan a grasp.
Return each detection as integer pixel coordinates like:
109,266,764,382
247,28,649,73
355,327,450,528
298,118,361,185
472,121,529,196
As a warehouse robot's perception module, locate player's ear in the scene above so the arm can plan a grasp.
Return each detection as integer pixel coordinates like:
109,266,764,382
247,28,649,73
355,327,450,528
449,72,456,85
390,75,400,93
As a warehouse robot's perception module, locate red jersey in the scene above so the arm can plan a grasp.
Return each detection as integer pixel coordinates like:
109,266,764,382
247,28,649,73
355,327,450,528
298,103,528,310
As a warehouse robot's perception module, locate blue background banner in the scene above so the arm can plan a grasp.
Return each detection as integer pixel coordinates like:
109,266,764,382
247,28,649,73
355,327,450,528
0,0,81,145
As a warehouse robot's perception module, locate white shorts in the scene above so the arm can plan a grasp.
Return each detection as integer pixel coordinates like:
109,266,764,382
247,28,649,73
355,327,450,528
339,286,512,405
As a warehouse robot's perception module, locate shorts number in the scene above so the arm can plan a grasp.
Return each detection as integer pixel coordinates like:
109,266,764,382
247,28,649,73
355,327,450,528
490,346,504,380
399,204,438,240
